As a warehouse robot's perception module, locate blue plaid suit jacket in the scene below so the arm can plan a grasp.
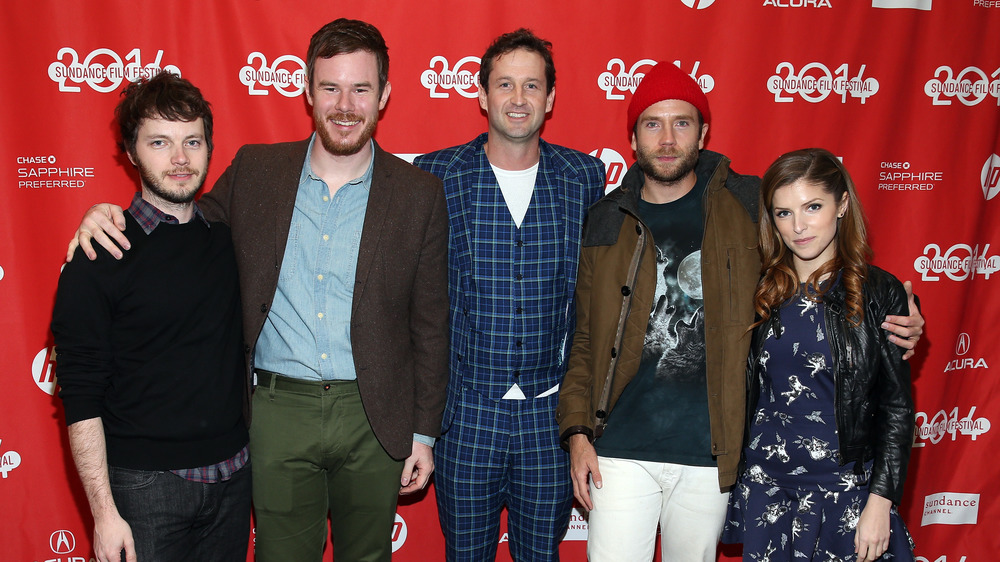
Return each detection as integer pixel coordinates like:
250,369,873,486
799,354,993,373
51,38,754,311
414,133,605,431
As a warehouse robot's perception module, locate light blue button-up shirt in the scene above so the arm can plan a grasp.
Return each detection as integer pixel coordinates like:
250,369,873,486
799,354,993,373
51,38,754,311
255,134,372,381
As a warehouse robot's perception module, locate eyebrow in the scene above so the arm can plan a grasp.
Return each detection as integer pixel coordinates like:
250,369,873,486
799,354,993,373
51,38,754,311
317,80,374,89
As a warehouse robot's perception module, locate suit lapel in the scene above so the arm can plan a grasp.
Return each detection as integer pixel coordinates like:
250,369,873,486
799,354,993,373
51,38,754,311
271,140,311,273
353,143,391,310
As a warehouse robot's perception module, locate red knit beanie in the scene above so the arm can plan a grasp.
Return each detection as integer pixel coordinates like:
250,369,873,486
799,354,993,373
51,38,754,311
626,62,711,137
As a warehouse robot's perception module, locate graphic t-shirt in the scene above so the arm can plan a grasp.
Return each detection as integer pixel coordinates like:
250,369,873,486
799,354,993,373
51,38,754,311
596,177,714,466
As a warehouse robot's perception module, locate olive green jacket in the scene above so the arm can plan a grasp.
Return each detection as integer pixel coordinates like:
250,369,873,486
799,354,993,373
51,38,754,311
556,150,760,490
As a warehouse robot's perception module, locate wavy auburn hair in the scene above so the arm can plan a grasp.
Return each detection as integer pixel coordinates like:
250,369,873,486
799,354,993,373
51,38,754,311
755,148,871,327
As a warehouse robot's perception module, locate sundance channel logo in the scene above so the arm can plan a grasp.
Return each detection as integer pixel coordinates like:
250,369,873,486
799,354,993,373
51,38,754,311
921,492,979,526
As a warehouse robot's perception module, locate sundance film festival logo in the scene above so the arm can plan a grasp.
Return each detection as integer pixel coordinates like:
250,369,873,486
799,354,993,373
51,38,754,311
240,52,306,97
589,148,627,193
873,0,932,8
48,47,180,93
916,557,968,562
983,154,1000,200
599,60,714,101
914,406,990,447
421,56,481,99
921,493,979,526
914,243,1000,281
924,65,1000,106
768,62,879,103
0,438,22,479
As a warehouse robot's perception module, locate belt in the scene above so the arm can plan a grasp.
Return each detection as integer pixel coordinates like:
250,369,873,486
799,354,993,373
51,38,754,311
254,369,356,392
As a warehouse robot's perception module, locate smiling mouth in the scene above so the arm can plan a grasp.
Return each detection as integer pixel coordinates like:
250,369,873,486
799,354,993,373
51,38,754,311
166,169,197,180
506,112,528,118
332,118,361,126
794,237,815,245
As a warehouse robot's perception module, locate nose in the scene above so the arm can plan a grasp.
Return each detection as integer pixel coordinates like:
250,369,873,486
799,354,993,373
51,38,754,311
171,145,189,166
334,90,353,113
512,86,526,106
792,213,806,234
659,127,676,146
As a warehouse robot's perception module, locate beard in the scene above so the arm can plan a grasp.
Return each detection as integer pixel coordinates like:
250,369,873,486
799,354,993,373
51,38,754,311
138,162,204,204
635,142,700,185
314,111,377,156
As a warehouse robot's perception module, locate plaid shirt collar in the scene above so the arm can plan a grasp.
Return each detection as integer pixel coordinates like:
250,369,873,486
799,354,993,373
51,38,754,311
126,192,209,235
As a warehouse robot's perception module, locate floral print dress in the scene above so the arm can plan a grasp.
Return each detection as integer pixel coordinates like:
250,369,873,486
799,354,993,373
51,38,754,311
721,291,914,561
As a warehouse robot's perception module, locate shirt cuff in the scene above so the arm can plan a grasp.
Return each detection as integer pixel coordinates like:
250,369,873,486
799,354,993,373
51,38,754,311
413,433,436,448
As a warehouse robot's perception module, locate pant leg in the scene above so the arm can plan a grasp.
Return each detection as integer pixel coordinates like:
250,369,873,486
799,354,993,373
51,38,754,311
109,467,199,562
189,463,252,562
434,386,508,562
585,457,664,562
326,384,404,562
658,463,729,562
505,394,573,562
249,379,330,562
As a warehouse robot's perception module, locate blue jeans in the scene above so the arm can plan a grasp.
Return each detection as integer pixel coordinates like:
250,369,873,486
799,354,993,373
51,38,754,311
109,462,251,562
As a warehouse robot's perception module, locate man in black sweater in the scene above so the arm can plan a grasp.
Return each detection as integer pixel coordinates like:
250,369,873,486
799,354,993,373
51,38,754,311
52,72,250,562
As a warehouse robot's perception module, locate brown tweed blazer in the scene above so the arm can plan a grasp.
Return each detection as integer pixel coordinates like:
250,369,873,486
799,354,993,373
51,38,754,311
198,138,449,460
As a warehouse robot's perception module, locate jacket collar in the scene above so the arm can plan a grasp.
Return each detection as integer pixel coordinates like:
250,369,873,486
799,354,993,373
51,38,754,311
608,148,732,215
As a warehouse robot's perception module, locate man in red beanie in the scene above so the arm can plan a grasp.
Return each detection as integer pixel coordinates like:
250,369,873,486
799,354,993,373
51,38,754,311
556,61,925,560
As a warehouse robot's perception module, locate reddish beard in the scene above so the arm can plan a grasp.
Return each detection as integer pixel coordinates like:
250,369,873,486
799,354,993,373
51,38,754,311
314,111,377,156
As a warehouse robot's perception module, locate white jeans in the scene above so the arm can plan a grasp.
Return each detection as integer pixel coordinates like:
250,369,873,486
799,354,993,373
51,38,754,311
587,456,730,562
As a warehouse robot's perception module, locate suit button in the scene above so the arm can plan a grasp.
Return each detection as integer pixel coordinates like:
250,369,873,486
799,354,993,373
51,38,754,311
516,307,523,313
596,409,607,419
515,273,523,280
621,286,631,296
635,225,642,235
516,340,523,347
244,345,251,353
513,371,520,379
610,347,617,358
260,304,268,313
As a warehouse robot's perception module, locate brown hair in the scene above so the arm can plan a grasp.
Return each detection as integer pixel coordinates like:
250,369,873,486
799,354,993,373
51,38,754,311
116,72,213,157
755,148,871,326
479,28,555,94
306,18,389,94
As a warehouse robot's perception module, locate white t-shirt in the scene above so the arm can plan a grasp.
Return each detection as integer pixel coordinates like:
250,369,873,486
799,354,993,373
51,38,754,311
491,162,538,228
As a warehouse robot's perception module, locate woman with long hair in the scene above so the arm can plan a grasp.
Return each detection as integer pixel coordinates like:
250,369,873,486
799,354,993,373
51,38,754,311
721,148,915,561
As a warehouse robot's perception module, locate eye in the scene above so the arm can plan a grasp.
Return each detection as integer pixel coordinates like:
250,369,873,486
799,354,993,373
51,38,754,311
774,210,790,218
643,121,660,129
150,140,165,147
186,139,202,148
807,203,822,212
675,120,690,128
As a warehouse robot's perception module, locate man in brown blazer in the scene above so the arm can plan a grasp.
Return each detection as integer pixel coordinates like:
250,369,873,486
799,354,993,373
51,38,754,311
68,19,448,562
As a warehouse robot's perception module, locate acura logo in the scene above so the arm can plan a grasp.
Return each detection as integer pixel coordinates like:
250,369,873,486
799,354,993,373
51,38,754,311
956,333,971,356
50,529,75,554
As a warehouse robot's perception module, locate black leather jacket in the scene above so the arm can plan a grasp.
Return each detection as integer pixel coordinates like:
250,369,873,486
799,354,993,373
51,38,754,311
746,266,914,504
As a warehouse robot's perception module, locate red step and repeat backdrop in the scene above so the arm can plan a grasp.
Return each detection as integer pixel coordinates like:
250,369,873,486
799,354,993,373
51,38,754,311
2,0,999,560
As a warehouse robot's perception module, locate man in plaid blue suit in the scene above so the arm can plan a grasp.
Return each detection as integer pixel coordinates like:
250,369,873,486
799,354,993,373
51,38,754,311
414,29,605,561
